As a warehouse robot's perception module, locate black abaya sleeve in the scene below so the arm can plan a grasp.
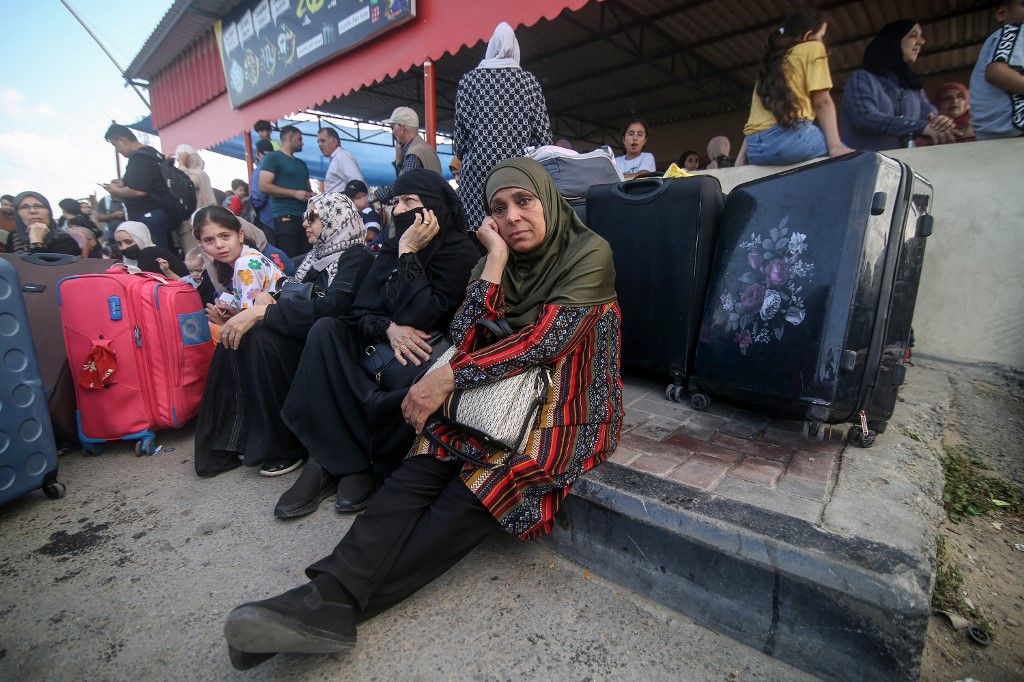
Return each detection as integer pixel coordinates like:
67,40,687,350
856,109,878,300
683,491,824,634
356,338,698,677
36,231,81,256
263,246,373,340
388,236,482,332
138,247,189,277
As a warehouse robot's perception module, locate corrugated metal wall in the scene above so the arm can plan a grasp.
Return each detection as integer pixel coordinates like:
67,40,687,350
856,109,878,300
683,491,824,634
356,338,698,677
150,30,226,129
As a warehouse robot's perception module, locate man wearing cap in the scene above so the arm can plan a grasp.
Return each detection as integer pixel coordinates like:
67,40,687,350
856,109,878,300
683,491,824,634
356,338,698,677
343,179,385,250
373,106,442,205
318,127,364,195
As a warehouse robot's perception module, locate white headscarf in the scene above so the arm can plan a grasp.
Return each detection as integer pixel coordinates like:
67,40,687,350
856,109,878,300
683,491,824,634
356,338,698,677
115,220,155,273
477,22,521,69
174,144,217,208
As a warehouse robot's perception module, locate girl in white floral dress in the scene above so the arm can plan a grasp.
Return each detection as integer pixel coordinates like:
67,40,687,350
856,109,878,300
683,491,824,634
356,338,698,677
193,206,284,321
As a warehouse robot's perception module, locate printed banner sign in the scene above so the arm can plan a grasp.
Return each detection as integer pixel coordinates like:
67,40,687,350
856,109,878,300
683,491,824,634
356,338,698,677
215,0,416,108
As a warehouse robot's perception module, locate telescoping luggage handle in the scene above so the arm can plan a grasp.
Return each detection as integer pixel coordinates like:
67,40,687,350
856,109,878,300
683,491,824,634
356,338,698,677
18,252,84,293
612,177,669,203
20,252,83,267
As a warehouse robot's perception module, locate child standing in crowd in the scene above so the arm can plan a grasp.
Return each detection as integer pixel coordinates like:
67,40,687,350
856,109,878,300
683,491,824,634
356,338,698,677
615,120,657,178
737,7,851,166
193,206,283,319
969,1,1024,140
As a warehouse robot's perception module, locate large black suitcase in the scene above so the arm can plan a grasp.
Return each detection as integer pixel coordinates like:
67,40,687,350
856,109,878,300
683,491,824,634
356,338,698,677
0,253,113,445
586,176,723,393
0,258,65,505
689,152,933,445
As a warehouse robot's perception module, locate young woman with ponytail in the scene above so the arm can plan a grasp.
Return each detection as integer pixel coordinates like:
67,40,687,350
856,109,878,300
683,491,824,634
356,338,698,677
736,7,852,166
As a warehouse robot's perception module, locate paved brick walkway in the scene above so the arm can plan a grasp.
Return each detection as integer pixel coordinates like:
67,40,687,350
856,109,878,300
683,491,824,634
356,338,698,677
614,376,847,523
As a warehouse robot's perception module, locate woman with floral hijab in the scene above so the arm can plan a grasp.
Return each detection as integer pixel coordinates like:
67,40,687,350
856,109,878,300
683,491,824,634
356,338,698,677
193,192,374,478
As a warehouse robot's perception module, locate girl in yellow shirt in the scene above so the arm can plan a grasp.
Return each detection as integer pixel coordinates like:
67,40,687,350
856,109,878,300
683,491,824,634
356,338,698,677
736,7,852,166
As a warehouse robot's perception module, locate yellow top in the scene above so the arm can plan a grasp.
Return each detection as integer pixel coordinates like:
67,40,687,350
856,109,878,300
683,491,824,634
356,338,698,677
743,40,833,136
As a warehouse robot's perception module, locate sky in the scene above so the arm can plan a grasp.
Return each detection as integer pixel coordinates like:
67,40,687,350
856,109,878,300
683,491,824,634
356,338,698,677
0,0,247,205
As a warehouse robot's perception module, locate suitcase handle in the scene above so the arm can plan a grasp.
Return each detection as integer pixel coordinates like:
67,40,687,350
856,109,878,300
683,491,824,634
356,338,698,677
20,252,82,266
613,178,668,202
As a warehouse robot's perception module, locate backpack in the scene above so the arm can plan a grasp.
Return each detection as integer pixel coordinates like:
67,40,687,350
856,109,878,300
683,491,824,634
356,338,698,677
133,147,197,222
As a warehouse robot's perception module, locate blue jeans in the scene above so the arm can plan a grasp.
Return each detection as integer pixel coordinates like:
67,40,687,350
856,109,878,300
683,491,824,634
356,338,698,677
136,208,176,250
746,120,827,166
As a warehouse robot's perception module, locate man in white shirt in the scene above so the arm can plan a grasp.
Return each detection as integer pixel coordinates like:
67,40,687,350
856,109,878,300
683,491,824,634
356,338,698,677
317,127,364,194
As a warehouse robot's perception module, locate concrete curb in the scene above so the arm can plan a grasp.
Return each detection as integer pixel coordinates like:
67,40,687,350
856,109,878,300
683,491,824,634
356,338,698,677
542,363,952,681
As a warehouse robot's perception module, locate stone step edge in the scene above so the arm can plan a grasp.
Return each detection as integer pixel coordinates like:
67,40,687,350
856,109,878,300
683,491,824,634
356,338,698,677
562,462,933,612
541,463,933,681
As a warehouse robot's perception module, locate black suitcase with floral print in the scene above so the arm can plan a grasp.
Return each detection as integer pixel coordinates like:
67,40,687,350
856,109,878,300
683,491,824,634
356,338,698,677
585,176,724,394
689,152,933,447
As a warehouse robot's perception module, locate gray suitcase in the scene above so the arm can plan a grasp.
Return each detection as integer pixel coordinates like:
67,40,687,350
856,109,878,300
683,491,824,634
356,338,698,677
0,258,65,505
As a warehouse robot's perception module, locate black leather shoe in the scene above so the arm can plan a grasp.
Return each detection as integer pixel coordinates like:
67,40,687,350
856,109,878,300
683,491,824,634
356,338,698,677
334,471,374,513
224,583,357,656
228,645,276,670
273,461,338,519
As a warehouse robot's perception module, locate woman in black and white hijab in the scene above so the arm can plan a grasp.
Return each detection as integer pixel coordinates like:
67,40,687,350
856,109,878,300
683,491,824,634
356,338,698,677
193,192,374,479
289,192,366,294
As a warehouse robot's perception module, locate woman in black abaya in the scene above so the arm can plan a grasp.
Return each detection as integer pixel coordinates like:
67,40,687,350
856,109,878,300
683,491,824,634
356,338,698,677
193,193,373,478
274,170,480,519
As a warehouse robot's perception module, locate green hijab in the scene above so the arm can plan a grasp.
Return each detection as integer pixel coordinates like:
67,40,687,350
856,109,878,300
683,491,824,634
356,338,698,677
474,158,616,328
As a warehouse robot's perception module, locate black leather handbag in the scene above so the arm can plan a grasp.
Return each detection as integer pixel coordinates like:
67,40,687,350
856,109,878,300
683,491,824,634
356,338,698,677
361,332,452,391
275,280,314,302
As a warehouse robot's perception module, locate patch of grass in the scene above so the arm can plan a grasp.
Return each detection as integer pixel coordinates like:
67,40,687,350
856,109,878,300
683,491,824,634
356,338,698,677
940,444,1023,523
931,536,965,613
932,537,994,634
902,427,925,443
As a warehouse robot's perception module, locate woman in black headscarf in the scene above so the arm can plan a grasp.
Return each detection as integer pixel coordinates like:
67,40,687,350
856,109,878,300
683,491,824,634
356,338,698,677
840,19,958,150
273,169,481,519
6,192,80,255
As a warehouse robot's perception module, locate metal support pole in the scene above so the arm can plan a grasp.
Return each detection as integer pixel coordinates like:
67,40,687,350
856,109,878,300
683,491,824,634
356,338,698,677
243,131,254,179
423,60,437,149
59,0,151,111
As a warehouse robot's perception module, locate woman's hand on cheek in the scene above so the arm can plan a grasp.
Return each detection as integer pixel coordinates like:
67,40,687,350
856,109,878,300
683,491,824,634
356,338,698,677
476,218,508,258
401,364,455,433
398,209,440,256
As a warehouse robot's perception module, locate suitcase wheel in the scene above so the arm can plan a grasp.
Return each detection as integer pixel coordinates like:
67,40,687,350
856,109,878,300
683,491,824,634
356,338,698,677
847,425,876,448
689,393,711,411
135,438,158,457
82,443,104,457
665,385,687,403
42,481,66,500
802,420,828,442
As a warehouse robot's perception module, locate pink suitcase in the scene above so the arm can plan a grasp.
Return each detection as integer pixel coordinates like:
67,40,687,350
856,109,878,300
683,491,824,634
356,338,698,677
57,271,214,455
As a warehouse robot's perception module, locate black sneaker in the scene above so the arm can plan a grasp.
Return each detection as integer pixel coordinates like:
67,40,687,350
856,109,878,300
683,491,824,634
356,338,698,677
260,458,304,477
273,460,338,519
224,583,356,658
334,471,375,513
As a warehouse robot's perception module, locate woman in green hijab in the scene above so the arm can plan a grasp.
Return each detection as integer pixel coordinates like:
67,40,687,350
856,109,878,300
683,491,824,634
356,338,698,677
223,158,623,668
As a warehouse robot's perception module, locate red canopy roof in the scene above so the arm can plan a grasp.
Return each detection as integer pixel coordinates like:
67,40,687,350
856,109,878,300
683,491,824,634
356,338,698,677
152,0,593,152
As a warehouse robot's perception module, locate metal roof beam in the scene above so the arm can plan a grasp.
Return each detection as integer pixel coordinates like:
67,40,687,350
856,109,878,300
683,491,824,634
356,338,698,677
523,0,715,67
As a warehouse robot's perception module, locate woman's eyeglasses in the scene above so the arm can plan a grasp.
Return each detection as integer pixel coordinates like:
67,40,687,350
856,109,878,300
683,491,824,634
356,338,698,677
18,203,47,211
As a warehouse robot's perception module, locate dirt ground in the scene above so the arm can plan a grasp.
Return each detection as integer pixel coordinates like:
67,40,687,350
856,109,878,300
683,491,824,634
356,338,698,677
920,515,1024,681
919,363,1024,682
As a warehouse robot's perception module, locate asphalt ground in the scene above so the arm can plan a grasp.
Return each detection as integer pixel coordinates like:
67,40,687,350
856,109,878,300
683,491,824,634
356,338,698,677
0,426,811,681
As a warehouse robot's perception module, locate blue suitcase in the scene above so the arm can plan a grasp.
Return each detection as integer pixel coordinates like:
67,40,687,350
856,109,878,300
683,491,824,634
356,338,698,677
0,258,65,505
